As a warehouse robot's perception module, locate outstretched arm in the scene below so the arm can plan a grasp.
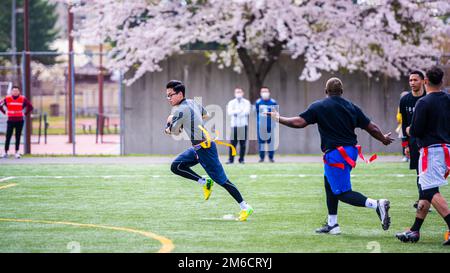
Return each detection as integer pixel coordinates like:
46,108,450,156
364,121,394,145
265,110,308,129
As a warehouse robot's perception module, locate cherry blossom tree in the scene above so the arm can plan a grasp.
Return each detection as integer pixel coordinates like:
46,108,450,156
72,0,449,100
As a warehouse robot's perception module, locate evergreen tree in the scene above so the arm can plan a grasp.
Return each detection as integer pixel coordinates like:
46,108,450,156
0,0,59,65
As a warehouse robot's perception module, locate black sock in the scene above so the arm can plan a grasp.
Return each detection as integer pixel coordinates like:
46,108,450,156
444,214,450,230
410,217,424,232
220,180,244,204
337,191,367,207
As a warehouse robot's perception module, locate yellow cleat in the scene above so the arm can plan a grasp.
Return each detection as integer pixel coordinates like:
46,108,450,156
238,206,254,222
444,231,450,246
203,178,214,200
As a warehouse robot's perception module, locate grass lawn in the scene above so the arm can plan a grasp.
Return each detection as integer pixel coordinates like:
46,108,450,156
0,162,449,253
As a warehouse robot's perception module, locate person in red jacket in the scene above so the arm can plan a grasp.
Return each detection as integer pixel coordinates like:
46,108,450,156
0,85,33,159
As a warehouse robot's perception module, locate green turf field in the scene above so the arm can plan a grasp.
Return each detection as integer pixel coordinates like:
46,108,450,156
0,162,449,253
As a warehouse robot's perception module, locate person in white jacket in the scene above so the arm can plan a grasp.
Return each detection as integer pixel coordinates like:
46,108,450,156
226,88,251,164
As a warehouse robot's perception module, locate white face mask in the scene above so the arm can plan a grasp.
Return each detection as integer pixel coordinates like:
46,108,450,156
261,92,270,100
235,93,243,99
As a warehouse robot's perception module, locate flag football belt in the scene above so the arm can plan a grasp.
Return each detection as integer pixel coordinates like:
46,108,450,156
420,144,450,179
7,110,23,115
194,125,237,157
323,145,377,170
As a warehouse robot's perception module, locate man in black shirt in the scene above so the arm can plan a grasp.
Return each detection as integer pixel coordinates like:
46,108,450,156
266,77,394,235
399,71,426,209
396,66,450,245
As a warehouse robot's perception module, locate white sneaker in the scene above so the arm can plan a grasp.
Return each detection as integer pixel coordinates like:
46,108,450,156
15,153,21,159
376,199,391,231
329,225,341,235
315,223,341,235
1,153,8,159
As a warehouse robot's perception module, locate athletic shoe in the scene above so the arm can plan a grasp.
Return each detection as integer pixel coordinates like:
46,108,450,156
269,158,275,163
376,199,391,231
402,156,409,162
238,206,254,221
443,231,450,246
315,223,341,235
396,230,420,243
15,153,21,159
225,161,233,164
258,159,264,163
203,178,214,200
1,153,8,159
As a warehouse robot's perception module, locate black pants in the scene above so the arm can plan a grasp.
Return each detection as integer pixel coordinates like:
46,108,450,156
5,120,24,153
409,142,420,170
229,126,247,163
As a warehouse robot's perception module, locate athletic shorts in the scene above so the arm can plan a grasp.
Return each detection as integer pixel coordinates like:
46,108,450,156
324,146,358,195
419,187,440,203
173,141,228,185
418,144,449,191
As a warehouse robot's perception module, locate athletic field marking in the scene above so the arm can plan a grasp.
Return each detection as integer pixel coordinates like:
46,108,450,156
0,177,16,183
0,183,17,190
0,173,416,180
202,217,238,221
0,218,175,253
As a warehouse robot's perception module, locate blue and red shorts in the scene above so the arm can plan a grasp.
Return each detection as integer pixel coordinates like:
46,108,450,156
323,146,358,195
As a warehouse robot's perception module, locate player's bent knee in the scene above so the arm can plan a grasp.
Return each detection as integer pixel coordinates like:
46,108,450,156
417,200,430,211
170,161,181,174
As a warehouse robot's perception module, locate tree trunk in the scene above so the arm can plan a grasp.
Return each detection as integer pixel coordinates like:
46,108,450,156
235,41,284,154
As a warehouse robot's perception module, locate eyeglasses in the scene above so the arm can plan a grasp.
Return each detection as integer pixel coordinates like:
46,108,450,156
167,93,178,99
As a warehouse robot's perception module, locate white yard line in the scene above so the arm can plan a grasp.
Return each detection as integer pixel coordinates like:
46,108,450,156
0,173,416,180
0,177,16,183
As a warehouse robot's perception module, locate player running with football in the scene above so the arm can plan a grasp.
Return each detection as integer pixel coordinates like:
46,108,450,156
164,80,253,221
266,77,394,234
395,66,450,245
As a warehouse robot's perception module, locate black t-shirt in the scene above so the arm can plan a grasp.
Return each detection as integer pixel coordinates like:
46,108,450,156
299,96,371,152
399,91,426,146
410,91,450,148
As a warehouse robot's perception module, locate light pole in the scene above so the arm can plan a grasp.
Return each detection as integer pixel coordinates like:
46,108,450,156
11,0,17,71
23,0,31,154
67,3,74,144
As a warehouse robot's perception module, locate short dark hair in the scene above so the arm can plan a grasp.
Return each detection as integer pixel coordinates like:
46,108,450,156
166,80,182,89
173,84,185,97
11,85,21,90
260,86,270,91
409,70,424,80
425,66,444,87
325,77,343,95
166,80,185,97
